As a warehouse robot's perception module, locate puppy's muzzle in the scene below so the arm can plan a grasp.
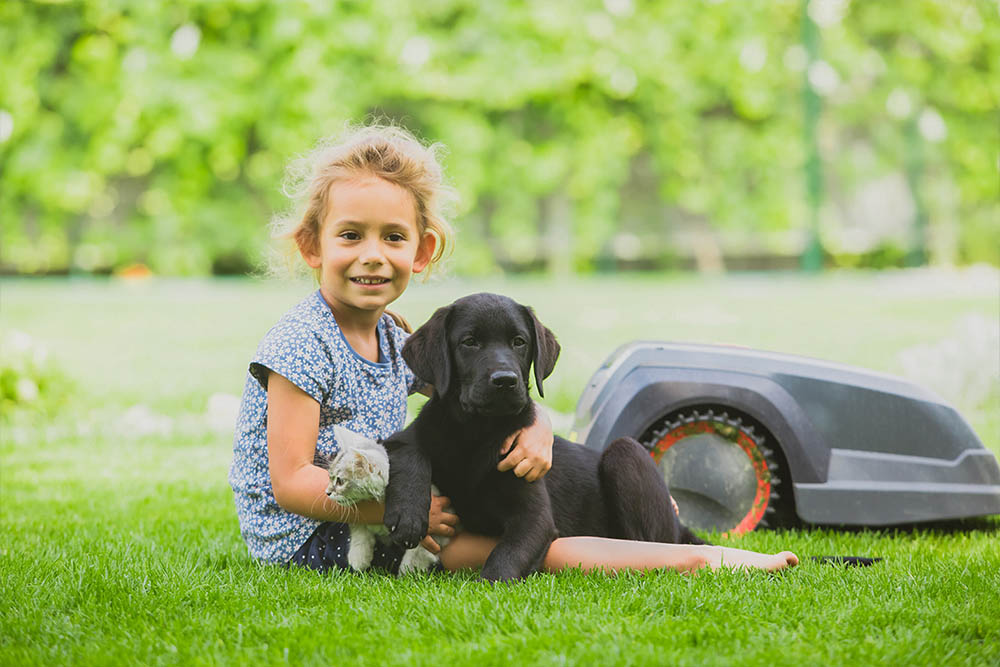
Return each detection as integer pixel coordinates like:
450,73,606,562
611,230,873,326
462,368,529,415
490,371,518,389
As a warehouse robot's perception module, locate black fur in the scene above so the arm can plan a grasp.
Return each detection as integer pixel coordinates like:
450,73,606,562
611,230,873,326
383,293,704,582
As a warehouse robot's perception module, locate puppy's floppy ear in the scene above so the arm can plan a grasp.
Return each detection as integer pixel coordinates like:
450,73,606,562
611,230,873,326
402,305,452,397
523,306,560,398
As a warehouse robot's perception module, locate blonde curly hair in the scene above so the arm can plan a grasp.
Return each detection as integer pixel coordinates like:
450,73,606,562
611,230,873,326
270,123,456,281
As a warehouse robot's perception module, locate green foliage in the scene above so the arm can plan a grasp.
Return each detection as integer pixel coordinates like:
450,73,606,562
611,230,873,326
0,0,997,276
0,330,70,415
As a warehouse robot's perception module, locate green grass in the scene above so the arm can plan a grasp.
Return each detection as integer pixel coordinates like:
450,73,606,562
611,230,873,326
2,271,999,665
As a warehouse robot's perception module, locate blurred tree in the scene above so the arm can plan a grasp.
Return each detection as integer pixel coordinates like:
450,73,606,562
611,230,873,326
0,0,996,275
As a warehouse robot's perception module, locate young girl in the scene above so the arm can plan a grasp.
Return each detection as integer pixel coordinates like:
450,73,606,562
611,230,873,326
229,124,799,575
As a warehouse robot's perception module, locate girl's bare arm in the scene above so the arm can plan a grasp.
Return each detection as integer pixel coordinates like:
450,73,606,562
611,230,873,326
266,372,384,524
266,371,458,550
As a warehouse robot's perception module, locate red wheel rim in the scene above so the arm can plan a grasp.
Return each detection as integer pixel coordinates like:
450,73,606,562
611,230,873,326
650,420,771,536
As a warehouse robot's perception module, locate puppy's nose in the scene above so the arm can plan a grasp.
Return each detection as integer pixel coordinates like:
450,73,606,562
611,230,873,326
489,371,518,389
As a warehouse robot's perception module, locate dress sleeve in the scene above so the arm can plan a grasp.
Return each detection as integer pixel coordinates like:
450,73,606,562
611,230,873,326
248,319,330,404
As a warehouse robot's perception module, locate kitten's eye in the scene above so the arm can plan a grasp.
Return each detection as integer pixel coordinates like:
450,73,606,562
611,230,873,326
512,336,528,348
334,477,343,486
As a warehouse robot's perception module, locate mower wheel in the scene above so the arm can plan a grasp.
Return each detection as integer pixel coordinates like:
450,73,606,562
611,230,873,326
639,405,798,536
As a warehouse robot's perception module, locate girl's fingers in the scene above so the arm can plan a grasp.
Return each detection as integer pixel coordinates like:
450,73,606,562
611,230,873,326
427,523,456,538
514,458,538,479
420,535,441,554
499,432,519,456
497,448,522,471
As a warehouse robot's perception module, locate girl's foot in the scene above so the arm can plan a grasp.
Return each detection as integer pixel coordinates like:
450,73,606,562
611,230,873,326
708,547,799,572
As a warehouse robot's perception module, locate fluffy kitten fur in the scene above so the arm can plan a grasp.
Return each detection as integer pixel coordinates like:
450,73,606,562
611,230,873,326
320,425,443,573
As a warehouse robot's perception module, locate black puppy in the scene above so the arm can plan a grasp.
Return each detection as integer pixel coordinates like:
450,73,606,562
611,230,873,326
383,293,704,582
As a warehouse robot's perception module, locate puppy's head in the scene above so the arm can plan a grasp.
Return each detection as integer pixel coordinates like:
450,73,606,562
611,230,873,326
402,293,560,416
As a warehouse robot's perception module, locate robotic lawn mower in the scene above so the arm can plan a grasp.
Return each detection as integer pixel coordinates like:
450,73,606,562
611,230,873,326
570,342,1000,535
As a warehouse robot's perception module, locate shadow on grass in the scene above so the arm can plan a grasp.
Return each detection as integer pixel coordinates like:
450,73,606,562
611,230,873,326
778,515,1000,537
867,515,1000,536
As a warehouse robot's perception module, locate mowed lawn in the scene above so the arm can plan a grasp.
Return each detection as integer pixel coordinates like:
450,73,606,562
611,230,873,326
2,270,999,666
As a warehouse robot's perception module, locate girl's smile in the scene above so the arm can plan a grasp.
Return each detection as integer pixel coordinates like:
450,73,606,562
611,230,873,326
350,275,392,288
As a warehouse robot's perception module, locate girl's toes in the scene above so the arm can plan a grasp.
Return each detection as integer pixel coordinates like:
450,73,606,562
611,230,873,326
779,551,799,568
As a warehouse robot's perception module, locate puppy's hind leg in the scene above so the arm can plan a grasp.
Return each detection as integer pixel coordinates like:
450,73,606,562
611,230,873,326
599,437,706,545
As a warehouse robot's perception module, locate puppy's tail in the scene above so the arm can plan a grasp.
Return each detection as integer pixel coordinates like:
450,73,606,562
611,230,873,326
678,524,708,546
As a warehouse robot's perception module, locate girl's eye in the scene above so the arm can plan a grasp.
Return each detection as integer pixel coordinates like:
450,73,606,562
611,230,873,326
386,233,405,243
340,231,361,241
512,336,527,348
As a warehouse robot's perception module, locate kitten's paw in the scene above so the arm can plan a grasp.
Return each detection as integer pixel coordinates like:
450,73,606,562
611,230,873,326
347,528,375,571
399,546,439,574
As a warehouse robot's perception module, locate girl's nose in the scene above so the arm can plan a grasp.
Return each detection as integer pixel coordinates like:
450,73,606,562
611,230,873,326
358,239,385,265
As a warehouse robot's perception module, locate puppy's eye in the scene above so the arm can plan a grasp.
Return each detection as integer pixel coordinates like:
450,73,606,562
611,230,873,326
461,336,478,348
512,336,528,348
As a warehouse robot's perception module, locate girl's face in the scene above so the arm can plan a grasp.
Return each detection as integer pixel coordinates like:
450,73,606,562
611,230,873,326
303,175,435,322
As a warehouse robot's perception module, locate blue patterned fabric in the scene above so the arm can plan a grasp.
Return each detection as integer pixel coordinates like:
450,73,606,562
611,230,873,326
288,522,408,574
229,290,423,564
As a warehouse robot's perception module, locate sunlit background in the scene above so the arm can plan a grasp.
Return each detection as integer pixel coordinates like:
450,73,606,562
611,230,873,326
2,0,998,437
2,0,998,277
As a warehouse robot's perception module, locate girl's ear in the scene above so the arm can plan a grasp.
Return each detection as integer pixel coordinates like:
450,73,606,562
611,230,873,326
411,232,437,274
296,229,323,269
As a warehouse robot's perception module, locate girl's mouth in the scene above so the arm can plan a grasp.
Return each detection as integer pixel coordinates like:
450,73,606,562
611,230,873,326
351,277,391,286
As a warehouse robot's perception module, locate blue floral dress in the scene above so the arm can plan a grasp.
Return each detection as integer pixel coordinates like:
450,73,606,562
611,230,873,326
228,290,423,564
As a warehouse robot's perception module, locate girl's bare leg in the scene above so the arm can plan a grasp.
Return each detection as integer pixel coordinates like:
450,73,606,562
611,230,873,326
544,536,798,574
439,533,798,574
437,532,498,571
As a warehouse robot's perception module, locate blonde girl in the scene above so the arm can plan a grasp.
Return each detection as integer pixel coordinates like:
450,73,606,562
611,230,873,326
229,123,798,574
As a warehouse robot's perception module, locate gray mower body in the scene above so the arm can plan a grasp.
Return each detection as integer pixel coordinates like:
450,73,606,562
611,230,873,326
569,341,1000,527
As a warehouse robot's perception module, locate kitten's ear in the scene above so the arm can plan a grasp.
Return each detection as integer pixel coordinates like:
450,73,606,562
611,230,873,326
333,425,376,451
402,305,453,396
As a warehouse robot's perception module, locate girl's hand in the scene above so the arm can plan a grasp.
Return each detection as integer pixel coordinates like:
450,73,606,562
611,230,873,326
497,403,553,482
421,493,459,554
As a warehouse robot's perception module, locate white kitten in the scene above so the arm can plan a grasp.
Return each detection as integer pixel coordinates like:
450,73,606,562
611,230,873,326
324,425,445,574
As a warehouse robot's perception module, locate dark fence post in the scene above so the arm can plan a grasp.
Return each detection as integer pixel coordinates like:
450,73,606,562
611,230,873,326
801,0,824,272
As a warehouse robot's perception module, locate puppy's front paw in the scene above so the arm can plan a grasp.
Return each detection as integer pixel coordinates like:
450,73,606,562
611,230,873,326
383,507,427,550
480,563,522,583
